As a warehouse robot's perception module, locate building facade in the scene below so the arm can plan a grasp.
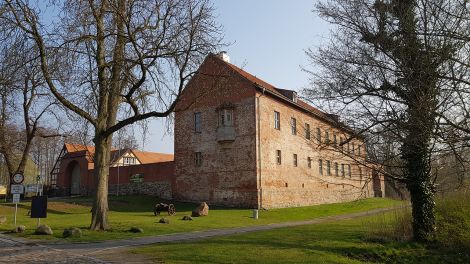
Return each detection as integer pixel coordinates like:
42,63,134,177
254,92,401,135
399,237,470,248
174,53,384,208
52,143,174,198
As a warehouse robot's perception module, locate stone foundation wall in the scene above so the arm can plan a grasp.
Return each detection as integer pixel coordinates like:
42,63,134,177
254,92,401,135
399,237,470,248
108,182,172,199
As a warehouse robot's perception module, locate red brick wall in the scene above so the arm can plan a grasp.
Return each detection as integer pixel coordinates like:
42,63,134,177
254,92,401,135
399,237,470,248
56,152,174,197
174,55,259,207
56,151,92,193
257,93,380,208
106,162,174,185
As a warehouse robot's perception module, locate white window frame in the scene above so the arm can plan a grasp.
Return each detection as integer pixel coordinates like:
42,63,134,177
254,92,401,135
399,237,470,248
219,109,234,127
276,150,282,165
326,160,331,176
274,111,280,130
305,123,310,139
319,159,323,176
291,117,297,135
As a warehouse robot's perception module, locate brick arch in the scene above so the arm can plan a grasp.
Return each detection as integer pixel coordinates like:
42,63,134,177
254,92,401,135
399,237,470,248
66,160,82,195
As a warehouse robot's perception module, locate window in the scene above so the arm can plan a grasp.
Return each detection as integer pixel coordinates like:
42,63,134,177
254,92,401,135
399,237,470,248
123,157,137,165
333,132,337,147
348,164,351,177
318,159,323,176
291,118,297,135
305,123,311,139
308,157,312,168
219,109,233,126
293,154,298,167
335,162,339,176
351,143,355,156
358,145,362,156
194,112,202,133
325,131,330,145
326,160,331,176
347,142,350,154
276,150,282,165
359,166,363,181
195,152,202,167
341,164,345,177
274,111,280,130
317,128,322,144
340,137,344,152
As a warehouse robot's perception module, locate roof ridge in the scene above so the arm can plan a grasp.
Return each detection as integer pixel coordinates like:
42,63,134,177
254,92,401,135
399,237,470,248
209,55,339,123
207,54,361,136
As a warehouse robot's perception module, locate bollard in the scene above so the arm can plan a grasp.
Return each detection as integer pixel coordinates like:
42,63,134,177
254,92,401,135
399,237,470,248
253,209,259,219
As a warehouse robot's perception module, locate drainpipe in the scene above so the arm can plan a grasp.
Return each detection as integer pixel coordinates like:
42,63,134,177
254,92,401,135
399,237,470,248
256,87,265,209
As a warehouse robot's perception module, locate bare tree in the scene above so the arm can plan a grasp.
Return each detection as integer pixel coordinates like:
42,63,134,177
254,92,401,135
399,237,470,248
1,0,222,230
0,30,55,191
306,0,470,241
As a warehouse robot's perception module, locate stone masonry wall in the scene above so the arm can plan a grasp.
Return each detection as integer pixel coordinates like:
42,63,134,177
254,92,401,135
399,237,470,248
108,182,172,199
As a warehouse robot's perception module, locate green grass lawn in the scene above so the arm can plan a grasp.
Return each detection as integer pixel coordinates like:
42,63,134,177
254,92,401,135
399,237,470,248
0,196,402,242
133,211,470,264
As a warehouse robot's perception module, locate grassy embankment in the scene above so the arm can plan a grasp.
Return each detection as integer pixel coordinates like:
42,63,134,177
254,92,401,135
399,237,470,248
0,196,401,242
133,191,470,264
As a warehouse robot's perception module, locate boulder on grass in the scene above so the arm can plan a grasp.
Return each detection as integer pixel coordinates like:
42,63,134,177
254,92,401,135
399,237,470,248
182,215,193,221
35,224,53,235
191,202,209,217
63,227,82,238
129,227,144,233
12,225,26,233
159,218,169,224
0,216,6,225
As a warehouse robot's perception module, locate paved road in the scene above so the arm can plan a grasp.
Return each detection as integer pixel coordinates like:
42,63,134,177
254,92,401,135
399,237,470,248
0,206,402,263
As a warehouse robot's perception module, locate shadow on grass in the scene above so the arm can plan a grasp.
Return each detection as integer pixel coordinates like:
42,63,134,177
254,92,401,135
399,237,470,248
54,195,246,214
154,222,470,264
1,203,72,215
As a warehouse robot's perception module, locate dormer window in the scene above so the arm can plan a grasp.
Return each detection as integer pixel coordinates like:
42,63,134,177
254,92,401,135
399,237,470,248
219,109,233,127
292,92,298,103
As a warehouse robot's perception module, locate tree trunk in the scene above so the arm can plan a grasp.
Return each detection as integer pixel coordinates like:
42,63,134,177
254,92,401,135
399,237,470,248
403,104,436,242
408,177,435,241
90,133,112,231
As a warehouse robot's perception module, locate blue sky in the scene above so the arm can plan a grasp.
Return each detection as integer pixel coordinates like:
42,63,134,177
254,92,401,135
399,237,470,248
143,0,332,154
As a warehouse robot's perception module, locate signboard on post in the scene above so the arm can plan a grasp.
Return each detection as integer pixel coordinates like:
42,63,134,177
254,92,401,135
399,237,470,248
26,184,43,193
10,184,24,194
31,196,48,218
12,173,24,184
12,194,20,204
130,173,144,183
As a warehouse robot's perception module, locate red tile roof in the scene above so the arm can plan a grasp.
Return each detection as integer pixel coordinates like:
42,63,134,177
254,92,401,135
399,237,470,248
63,143,173,164
209,54,355,134
132,150,174,163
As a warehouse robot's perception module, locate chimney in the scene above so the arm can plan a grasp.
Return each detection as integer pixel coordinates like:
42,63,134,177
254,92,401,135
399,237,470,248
327,114,340,122
217,51,230,63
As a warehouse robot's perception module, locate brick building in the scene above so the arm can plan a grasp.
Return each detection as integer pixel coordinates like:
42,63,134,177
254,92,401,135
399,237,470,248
51,53,384,209
52,143,174,198
173,53,384,208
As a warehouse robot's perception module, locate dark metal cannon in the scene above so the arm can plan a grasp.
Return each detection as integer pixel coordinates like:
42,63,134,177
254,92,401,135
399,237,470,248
154,203,176,216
